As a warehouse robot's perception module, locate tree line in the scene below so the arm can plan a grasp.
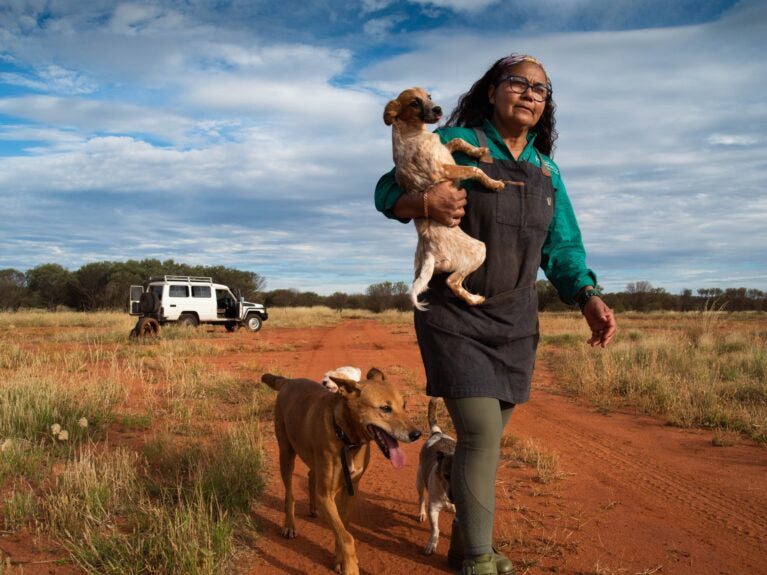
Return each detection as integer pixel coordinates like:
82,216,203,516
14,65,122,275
1,262,765,313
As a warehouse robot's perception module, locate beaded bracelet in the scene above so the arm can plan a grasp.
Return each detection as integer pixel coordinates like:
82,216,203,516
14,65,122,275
577,288,602,312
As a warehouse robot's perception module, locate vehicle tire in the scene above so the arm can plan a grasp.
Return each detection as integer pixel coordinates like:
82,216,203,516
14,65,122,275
244,314,262,333
178,313,199,328
138,291,160,314
224,321,239,332
136,317,161,338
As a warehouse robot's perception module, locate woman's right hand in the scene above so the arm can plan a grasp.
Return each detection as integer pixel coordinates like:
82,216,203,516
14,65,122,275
426,181,467,226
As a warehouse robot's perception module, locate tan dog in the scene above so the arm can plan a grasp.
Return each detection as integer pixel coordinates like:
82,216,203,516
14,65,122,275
384,87,505,310
261,368,422,575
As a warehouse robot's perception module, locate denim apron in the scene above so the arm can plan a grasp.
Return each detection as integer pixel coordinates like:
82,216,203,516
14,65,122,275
414,129,555,404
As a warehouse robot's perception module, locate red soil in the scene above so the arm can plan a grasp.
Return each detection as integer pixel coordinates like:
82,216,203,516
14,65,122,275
3,318,766,575
241,320,767,575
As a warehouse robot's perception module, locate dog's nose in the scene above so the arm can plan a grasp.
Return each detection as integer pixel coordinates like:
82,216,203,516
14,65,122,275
433,106,442,116
409,430,422,441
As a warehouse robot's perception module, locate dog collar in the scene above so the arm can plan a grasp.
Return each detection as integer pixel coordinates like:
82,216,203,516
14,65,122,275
333,415,361,496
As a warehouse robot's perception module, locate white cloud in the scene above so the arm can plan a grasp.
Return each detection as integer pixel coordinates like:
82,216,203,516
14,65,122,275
706,134,761,147
363,15,407,37
0,96,194,142
0,0,764,293
0,64,97,94
408,0,501,14
361,0,397,14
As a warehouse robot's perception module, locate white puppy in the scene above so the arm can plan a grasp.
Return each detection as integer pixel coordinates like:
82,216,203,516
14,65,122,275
320,366,362,392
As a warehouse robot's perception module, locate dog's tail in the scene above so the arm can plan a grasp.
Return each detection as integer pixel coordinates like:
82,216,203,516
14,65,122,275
412,250,436,312
427,397,443,435
261,373,289,391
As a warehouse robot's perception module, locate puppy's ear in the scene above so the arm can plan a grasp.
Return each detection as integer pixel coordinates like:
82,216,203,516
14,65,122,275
436,451,445,463
365,367,385,381
330,376,361,395
383,99,402,125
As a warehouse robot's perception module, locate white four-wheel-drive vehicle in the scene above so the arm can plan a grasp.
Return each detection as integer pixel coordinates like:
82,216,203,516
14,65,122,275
129,275,268,337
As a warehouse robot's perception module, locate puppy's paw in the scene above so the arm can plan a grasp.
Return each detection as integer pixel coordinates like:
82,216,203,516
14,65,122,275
466,293,486,306
281,527,296,539
334,562,343,574
487,178,506,191
447,502,456,514
418,511,427,523
423,538,438,555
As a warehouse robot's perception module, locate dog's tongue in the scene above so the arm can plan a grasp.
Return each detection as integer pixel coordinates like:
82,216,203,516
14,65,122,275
384,434,406,469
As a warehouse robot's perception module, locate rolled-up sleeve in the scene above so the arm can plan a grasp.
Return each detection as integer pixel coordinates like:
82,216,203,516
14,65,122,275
374,168,411,223
540,172,597,304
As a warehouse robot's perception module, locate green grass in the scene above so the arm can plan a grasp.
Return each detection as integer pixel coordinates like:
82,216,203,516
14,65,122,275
0,310,269,574
0,370,124,448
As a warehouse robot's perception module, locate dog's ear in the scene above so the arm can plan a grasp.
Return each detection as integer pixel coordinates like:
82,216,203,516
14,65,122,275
436,451,445,463
365,367,385,381
383,99,402,125
330,376,361,395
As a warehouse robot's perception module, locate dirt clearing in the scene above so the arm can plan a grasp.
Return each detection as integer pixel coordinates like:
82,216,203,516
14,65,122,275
2,315,765,575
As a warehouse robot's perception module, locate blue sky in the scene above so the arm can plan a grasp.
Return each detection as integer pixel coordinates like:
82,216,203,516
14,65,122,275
0,0,765,295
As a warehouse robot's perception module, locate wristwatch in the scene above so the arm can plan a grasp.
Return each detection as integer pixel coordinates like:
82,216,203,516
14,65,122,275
576,288,602,312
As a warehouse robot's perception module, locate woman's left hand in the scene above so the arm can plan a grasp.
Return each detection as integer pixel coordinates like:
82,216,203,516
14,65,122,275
582,297,617,348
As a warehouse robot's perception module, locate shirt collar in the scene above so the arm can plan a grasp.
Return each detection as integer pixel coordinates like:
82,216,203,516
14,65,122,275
482,118,538,162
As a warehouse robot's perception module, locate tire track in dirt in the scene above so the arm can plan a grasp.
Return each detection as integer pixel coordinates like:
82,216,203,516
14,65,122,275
550,415,767,541
518,366,767,567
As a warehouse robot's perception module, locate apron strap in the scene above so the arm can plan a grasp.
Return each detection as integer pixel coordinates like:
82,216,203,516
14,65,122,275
535,149,551,178
473,127,489,149
472,128,493,163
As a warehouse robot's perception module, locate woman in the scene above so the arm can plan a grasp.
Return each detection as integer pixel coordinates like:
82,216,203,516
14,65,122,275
375,54,617,575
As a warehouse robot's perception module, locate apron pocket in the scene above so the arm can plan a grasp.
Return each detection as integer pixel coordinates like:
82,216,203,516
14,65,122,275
524,189,554,230
496,182,524,227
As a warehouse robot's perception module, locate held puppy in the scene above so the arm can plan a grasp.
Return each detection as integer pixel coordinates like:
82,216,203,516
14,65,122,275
384,87,505,310
261,368,422,575
416,397,456,555
321,366,362,393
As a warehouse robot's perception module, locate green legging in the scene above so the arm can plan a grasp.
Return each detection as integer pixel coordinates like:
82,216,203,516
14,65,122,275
444,397,515,557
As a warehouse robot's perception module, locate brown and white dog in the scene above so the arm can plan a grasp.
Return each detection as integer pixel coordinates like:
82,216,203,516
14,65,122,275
384,87,505,310
321,366,362,392
416,397,456,555
261,368,422,575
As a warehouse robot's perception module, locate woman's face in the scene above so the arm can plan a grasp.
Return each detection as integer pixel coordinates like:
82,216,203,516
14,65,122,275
488,61,548,132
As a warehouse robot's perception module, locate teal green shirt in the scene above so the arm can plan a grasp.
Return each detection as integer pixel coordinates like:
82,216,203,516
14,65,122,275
374,119,596,304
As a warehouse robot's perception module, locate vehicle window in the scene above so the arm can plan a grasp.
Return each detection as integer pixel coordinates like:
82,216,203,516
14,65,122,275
150,286,163,300
192,286,211,298
169,285,189,298
216,289,234,307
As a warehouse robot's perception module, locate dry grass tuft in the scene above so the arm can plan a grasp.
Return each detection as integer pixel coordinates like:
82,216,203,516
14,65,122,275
540,311,767,441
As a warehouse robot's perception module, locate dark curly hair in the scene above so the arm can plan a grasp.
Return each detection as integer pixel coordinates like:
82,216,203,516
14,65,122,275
445,54,558,157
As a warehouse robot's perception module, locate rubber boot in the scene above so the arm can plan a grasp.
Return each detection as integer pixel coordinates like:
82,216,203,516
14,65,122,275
448,520,514,574
461,554,497,575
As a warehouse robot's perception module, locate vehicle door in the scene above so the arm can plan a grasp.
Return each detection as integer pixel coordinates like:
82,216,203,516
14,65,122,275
165,284,188,320
215,289,238,319
191,285,216,321
129,285,143,315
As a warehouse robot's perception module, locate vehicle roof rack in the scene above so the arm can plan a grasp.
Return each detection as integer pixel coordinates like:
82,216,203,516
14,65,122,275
149,275,214,283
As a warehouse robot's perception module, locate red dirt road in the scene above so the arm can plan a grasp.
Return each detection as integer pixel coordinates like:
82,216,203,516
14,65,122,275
244,319,767,575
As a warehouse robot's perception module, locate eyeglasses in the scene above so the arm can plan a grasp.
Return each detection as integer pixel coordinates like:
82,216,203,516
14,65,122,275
497,75,550,103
